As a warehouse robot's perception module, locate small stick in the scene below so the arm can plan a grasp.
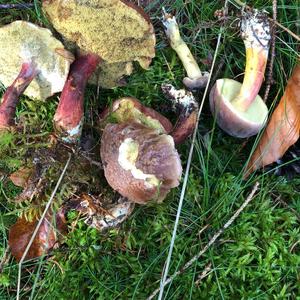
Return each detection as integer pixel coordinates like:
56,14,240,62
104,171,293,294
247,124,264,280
195,262,212,286
0,4,34,9
16,154,72,300
147,182,260,300
269,19,300,43
0,247,10,273
263,0,277,102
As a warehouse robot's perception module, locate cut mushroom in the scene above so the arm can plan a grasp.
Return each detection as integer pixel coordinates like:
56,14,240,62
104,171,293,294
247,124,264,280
0,21,73,101
43,0,156,88
162,9,209,90
101,122,182,204
209,9,271,138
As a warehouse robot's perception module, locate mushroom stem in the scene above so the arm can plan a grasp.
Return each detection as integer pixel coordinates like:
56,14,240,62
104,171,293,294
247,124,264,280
0,63,38,130
53,53,101,143
231,9,271,112
162,9,209,90
161,84,198,144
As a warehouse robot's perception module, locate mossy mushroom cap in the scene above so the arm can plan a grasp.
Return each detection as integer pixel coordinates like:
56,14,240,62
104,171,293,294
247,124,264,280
210,79,268,138
0,21,73,100
43,0,156,88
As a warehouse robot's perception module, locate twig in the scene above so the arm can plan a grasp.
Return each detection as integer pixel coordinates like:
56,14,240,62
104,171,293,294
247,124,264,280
16,154,72,300
0,4,34,9
263,0,277,102
148,182,260,300
0,247,10,273
270,19,300,43
195,262,212,286
274,196,300,221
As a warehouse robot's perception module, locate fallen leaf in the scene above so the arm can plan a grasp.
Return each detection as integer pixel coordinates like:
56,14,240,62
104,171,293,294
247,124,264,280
9,212,67,262
9,167,33,188
245,63,300,175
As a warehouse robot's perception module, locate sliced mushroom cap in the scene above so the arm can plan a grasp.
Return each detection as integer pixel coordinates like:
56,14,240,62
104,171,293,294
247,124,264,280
0,21,73,100
101,122,182,204
100,97,173,133
43,0,156,88
210,79,268,138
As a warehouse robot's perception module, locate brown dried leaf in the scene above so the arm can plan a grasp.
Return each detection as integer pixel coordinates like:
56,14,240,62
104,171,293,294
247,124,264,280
245,63,300,175
9,167,33,188
9,212,67,262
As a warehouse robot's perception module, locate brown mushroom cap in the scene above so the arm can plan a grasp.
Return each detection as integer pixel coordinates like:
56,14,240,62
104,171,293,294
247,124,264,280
209,79,268,138
100,97,173,133
0,21,73,100
101,122,182,204
43,0,156,88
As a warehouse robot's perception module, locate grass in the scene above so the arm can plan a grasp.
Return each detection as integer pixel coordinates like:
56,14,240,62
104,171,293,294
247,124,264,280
0,0,300,299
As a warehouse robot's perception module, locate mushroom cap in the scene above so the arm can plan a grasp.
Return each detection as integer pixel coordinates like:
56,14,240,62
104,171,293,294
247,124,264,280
43,0,156,88
209,78,268,138
101,122,182,204
100,97,173,133
0,21,73,100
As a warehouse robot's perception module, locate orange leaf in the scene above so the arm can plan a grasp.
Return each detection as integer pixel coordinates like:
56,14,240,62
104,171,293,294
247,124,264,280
245,63,300,175
9,167,33,188
9,212,67,262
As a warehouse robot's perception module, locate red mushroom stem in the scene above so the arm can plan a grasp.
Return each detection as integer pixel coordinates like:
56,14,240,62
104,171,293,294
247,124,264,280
53,53,101,143
0,62,38,130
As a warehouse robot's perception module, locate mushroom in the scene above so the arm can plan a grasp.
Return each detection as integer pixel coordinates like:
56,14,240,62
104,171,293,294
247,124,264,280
101,94,199,144
42,0,156,88
43,0,156,142
209,9,271,138
162,9,209,90
0,21,73,101
100,122,182,204
99,97,189,204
